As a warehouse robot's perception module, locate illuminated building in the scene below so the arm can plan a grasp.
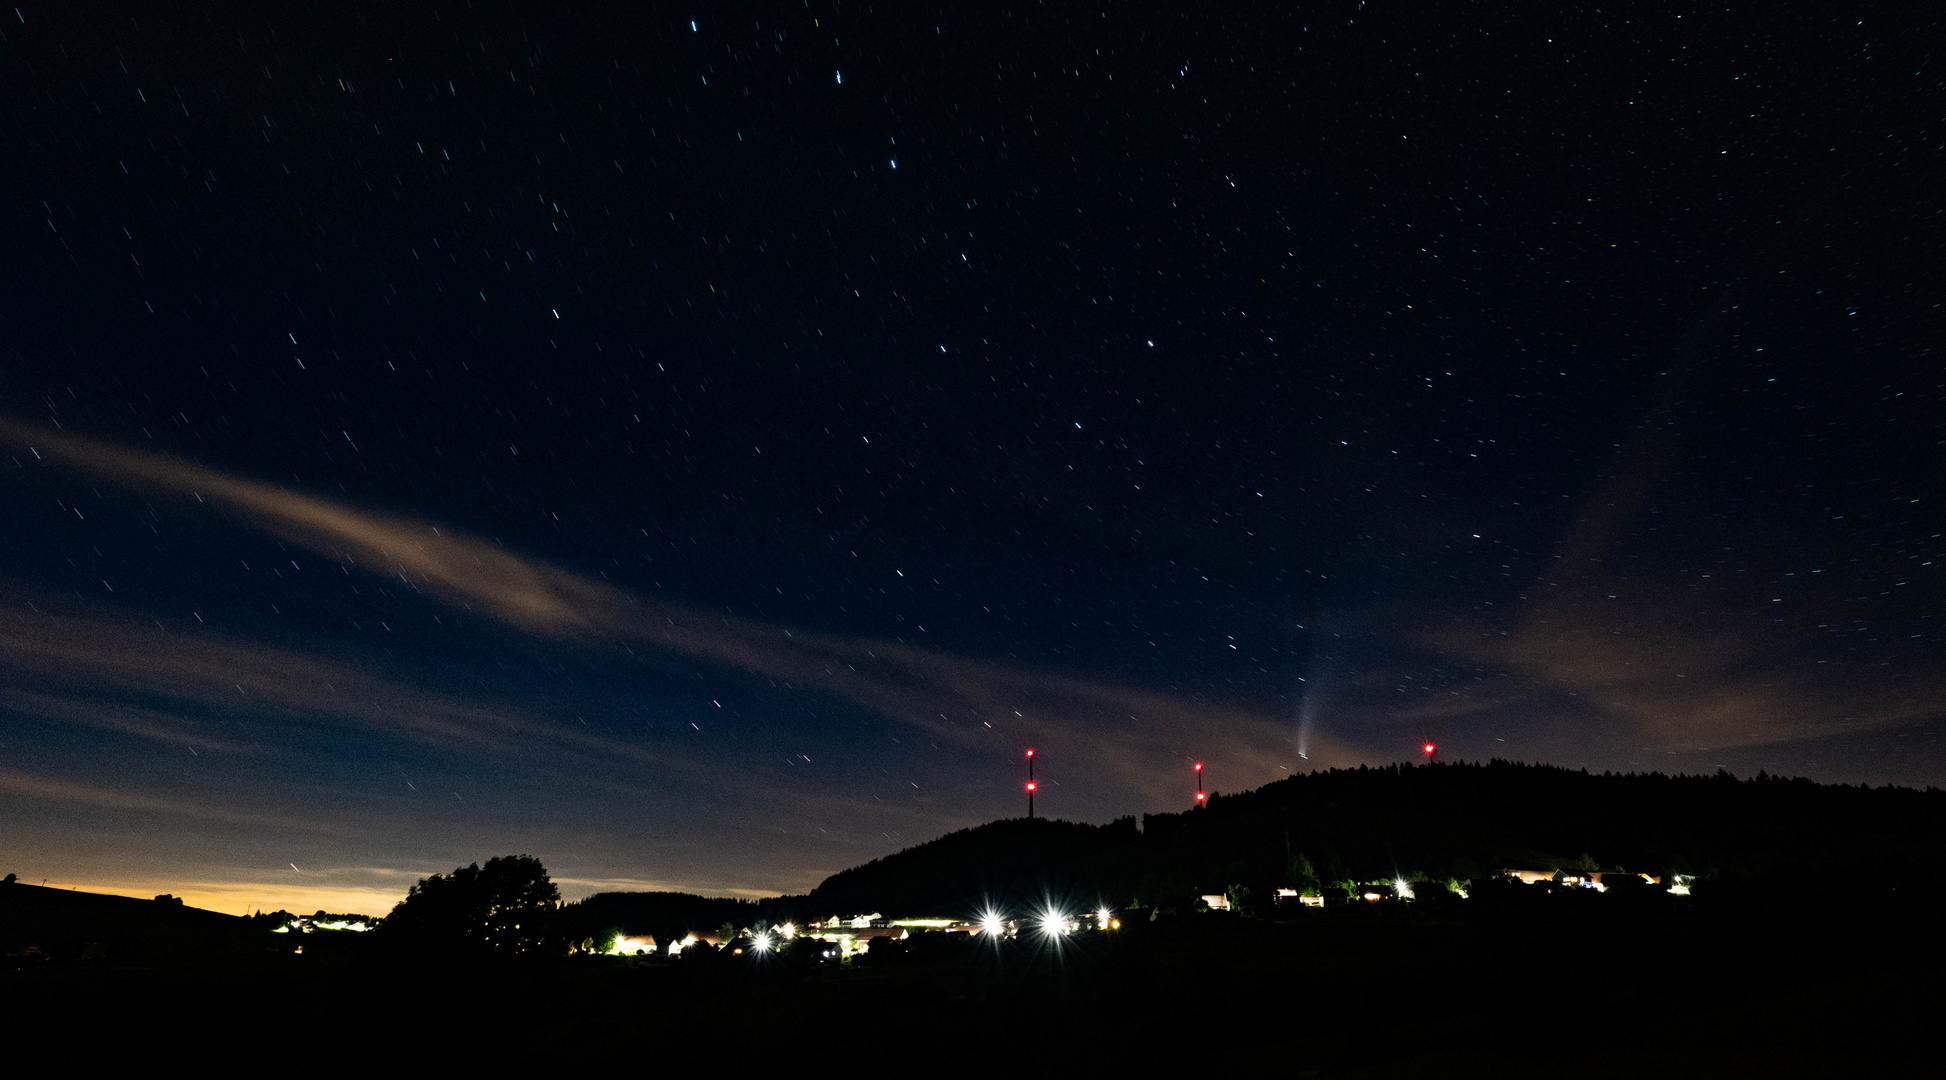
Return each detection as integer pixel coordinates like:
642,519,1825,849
605,934,657,956
803,914,911,957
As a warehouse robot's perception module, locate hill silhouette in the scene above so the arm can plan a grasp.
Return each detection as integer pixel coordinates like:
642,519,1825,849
558,759,1946,931
0,879,257,962
556,890,763,947
792,759,1946,915
802,815,1140,916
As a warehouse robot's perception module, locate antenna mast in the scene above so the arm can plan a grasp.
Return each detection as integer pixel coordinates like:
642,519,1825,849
1025,748,1037,819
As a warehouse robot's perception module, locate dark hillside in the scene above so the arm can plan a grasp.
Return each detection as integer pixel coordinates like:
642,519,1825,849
554,891,761,947
0,880,256,962
800,815,1140,916
1166,759,1946,891
553,818,1143,939
775,760,1946,916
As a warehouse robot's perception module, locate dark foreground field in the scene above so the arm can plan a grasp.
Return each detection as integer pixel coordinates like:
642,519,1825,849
6,899,1935,1073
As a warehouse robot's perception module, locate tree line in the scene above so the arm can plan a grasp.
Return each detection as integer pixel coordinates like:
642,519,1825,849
363,760,1946,955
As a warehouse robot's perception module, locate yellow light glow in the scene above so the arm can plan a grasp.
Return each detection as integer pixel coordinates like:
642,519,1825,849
607,934,657,955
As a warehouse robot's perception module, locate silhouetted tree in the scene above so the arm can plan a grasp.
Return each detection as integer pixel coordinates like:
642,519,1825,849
1284,853,1321,895
382,854,561,955
1224,883,1255,915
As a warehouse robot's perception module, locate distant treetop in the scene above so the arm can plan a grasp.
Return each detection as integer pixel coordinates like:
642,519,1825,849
382,854,561,955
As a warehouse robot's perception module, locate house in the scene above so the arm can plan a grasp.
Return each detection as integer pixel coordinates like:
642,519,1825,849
804,913,911,956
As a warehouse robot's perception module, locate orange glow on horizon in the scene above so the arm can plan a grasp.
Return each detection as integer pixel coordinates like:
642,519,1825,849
32,878,409,918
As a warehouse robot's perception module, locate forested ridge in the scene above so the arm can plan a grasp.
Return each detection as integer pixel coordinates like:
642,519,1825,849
564,760,1946,934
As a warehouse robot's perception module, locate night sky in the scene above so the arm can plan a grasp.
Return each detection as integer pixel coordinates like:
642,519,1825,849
3,2,1941,914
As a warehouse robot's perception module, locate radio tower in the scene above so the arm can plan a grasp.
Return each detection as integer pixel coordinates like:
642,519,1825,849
1194,761,1207,807
1025,748,1037,819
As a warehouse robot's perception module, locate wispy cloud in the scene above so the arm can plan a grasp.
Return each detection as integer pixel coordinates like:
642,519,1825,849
550,876,784,902
0,687,259,755
1428,577,1946,752
2,419,1356,792
0,418,633,636
1410,443,1946,752
0,596,613,754
0,765,316,830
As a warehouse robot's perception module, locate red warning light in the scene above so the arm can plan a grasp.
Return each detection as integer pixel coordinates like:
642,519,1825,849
1195,791,1207,802
1025,748,1035,758
1026,781,1037,791
1423,742,1437,756
1193,762,1203,772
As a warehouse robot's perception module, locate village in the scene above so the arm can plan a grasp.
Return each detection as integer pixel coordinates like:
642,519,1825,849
592,867,1696,959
